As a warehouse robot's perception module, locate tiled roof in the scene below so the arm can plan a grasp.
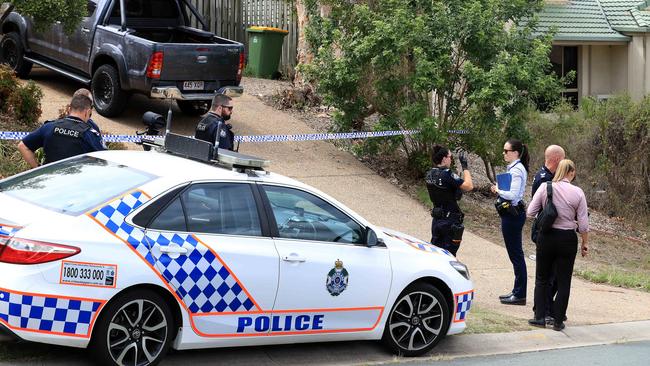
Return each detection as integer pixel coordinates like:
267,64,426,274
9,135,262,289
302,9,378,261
535,0,631,41
600,0,650,31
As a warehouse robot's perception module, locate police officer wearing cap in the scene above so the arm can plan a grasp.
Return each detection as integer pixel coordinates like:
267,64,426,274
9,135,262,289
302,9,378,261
195,93,235,151
17,94,105,168
425,145,474,256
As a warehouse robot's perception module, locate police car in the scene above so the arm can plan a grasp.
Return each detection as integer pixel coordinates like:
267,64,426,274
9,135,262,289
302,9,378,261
0,135,473,365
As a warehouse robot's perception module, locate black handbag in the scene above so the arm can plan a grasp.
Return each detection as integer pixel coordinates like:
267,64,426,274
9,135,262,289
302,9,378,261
531,182,558,243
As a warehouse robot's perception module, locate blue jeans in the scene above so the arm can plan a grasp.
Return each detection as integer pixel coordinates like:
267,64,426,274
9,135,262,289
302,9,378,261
501,210,527,298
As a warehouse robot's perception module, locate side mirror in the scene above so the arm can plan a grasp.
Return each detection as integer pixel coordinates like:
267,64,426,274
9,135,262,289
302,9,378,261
366,227,383,247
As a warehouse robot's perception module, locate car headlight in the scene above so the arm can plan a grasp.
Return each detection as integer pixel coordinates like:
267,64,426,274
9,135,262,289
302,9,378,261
449,261,470,280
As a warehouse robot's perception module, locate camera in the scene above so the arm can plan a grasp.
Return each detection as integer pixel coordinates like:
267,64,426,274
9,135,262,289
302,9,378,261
136,111,166,150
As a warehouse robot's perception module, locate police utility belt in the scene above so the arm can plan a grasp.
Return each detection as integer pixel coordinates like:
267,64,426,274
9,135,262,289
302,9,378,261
430,207,464,222
495,198,525,216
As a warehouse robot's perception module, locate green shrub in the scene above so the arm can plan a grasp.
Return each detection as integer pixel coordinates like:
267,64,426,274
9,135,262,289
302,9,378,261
528,95,650,220
0,65,19,112
10,0,86,34
7,81,43,129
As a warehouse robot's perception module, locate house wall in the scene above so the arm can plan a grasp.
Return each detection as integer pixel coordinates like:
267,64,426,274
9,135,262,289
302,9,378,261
610,45,628,93
627,35,645,100
577,45,629,101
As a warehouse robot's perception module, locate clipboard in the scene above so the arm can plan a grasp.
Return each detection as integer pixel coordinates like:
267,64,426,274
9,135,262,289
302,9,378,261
496,173,512,191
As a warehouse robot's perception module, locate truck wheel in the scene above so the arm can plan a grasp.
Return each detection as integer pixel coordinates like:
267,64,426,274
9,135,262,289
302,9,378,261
177,100,210,116
91,289,173,366
92,64,128,117
0,32,32,78
381,282,450,356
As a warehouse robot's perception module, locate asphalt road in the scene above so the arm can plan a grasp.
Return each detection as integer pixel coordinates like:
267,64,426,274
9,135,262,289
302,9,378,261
406,341,650,366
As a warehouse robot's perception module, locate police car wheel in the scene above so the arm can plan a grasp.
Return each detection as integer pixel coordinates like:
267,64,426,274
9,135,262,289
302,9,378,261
0,32,32,78
382,283,450,356
92,64,128,117
91,290,173,366
177,100,210,116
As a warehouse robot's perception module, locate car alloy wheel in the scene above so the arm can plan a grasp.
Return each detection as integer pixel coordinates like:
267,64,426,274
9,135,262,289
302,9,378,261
1,38,18,68
107,299,168,366
383,283,449,356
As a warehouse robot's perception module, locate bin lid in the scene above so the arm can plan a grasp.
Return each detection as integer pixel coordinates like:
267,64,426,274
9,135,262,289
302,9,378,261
247,26,289,34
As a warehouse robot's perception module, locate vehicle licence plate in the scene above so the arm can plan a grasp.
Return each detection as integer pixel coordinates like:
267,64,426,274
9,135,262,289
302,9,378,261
183,81,204,90
60,261,117,287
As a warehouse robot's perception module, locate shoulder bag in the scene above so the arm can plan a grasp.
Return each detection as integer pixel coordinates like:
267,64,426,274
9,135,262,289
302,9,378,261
531,181,558,243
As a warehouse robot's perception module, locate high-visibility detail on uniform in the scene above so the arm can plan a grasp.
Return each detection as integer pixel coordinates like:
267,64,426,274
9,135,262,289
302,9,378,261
89,191,258,314
383,232,453,257
453,290,474,323
0,288,103,337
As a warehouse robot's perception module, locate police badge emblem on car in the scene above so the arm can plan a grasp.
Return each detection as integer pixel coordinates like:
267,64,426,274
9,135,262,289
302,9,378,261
326,259,349,296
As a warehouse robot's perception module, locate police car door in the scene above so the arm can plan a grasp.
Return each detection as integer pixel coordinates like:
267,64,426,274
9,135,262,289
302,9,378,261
259,184,391,337
143,182,279,339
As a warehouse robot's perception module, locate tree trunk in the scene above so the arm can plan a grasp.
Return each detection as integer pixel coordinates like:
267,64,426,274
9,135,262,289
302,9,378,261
293,0,312,87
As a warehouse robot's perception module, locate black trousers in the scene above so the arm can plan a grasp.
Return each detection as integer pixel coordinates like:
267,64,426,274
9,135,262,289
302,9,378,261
533,229,578,323
431,217,459,256
500,209,527,298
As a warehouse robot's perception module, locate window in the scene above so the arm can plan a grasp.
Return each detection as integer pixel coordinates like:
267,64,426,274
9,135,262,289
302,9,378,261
550,46,579,107
148,183,261,236
86,0,98,17
262,185,364,244
0,156,156,215
149,197,186,231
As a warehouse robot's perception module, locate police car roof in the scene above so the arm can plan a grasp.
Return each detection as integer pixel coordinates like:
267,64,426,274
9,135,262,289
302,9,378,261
87,150,299,186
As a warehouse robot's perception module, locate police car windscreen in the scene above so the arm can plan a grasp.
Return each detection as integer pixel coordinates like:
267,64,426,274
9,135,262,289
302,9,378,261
0,156,156,215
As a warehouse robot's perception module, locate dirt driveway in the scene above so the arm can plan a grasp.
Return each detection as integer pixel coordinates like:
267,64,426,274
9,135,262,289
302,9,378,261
32,70,650,326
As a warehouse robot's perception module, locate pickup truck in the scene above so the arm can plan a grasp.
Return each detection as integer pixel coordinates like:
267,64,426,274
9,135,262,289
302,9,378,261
0,0,245,116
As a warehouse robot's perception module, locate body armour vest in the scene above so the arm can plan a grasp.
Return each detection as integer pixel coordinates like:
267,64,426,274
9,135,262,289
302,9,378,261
44,118,91,164
425,167,462,213
195,113,222,143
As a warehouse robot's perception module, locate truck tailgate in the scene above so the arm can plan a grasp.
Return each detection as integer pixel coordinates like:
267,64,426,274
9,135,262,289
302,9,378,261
159,43,241,81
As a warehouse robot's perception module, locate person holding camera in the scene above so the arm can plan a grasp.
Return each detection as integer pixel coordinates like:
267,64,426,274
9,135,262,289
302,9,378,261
425,145,474,256
490,138,530,305
195,93,235,151
526,159,589,331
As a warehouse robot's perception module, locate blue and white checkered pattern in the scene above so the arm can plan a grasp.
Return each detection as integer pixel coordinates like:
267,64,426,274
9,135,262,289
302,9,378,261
0,224,20,237
90,191,257,314
454,291,474,322
383,232,453,257
0,289,101,336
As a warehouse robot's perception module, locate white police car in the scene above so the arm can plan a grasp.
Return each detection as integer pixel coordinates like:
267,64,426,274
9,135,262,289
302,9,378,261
0,137,473,365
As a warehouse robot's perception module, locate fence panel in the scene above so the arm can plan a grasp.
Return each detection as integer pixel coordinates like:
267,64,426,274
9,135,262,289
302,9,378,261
185,0,298,77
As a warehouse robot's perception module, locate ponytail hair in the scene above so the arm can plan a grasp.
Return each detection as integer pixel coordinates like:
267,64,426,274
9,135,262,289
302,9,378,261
432,145,450,165
507,138,530,173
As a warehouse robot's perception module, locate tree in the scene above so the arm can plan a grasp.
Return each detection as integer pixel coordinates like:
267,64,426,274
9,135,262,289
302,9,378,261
8,0,86,34
304,0,563,181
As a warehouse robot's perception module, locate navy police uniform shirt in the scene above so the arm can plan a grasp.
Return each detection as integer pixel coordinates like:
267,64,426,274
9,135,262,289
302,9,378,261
531,165,554,198
22,116,106,163
425,167,464,214
194,112,235,151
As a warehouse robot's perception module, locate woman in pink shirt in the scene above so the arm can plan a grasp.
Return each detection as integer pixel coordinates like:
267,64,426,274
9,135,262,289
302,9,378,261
526,159,589,331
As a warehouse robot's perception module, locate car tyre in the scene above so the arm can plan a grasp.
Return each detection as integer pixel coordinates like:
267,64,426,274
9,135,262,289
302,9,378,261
381,282,450,356
177,100,211,116
0,32,33,78
91,289,174,366
92,64,129,117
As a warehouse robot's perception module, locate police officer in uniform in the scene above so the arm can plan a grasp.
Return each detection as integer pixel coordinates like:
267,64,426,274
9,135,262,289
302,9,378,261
195,93,235,151
425,145,474,256
17,94,105,168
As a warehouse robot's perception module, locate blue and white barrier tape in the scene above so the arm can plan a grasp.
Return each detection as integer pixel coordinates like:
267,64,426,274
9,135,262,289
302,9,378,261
0,129,467,144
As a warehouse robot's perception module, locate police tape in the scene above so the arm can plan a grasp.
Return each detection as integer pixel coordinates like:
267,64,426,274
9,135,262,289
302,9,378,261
0,129,468,144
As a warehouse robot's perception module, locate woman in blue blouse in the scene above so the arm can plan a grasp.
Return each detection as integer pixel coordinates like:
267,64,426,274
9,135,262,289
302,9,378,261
490,138,530,305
